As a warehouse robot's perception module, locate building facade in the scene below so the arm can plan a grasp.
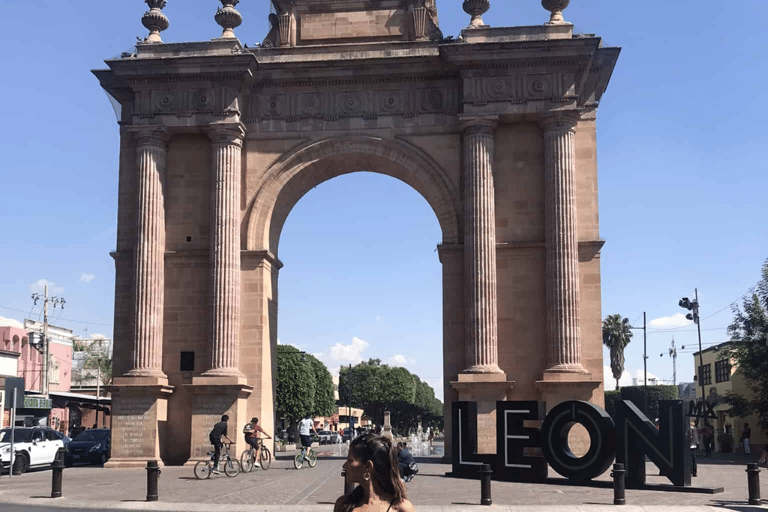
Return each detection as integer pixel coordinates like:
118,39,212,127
693,343,766,453
95,0,619,466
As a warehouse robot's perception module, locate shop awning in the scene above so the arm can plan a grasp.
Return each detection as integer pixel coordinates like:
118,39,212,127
49,391,111,410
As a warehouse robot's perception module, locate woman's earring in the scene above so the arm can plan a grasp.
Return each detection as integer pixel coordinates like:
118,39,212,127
364,472,371,481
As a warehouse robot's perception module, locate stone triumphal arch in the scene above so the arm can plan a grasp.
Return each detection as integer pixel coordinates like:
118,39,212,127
95,0,619,466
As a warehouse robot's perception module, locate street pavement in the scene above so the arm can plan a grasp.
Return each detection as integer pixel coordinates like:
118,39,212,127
0,444,765,511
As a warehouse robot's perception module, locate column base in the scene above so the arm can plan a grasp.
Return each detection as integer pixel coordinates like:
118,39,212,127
106,377,174,467
451,373,514,454
185,376,253,464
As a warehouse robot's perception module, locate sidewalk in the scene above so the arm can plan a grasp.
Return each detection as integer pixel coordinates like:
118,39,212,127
0,446,764,511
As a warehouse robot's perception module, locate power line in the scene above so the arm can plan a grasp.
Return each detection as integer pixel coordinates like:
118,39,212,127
0,304,113,328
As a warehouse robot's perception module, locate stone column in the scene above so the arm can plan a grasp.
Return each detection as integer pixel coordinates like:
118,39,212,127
462,118,503,375
127,127,168,379
204,124,245,377
542,113,586,374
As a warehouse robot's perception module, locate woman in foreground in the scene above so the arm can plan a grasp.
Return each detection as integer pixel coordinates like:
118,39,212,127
335,434,416,512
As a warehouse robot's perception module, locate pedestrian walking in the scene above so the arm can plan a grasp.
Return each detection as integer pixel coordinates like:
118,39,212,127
741,423,751,454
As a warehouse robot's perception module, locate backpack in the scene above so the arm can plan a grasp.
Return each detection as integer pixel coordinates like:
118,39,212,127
243,423,254,434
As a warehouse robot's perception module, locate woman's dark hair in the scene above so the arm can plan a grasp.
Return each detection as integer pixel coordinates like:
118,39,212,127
341,434,406,512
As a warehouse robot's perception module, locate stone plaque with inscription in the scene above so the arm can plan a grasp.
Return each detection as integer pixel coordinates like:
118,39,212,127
113,396,156,459
301,10,405,40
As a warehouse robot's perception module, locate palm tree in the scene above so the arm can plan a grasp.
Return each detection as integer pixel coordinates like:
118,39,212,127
602,314,633,390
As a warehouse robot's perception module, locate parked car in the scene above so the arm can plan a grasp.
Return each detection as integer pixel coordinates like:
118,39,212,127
66,428,110,466
316,430,341,444
0,427,67,473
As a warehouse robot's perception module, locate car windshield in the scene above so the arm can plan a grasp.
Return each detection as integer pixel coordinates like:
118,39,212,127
0,429,33,443
74,430,107,442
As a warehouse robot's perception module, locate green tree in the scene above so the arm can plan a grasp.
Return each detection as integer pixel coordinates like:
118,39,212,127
275,345,334,425
602,314,633,390
74,338,112,388
724,258,768,435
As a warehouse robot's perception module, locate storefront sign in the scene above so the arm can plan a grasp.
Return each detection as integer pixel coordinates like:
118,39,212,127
23,397,52,409
452,399,690,487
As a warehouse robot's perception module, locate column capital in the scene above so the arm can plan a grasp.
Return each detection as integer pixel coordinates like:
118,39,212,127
540,111,581,133
206,122,245,147
127,126,168,148
459,115,498,134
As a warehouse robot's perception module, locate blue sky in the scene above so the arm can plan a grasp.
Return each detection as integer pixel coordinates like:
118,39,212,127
1,1,766,402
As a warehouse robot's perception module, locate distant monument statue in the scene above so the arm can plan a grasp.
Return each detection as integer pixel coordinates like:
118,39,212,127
94,0,619,466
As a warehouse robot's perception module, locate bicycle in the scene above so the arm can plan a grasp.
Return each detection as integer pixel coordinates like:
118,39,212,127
240,439,272,472
293,445,318,469
194,442,240,479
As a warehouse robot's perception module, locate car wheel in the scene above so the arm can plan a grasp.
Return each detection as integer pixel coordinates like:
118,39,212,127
19,452,30,474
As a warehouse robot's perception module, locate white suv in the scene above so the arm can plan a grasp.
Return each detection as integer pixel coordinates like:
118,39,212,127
1,427,67,473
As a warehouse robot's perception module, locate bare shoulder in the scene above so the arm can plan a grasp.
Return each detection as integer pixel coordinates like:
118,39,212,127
395,499,416,512
333,495,346,512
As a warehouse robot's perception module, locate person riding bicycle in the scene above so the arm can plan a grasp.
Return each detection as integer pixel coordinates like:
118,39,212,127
243,416,271,467
209,414,233,474
298,414,317,462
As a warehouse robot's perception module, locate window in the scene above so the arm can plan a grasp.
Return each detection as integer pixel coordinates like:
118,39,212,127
715,360,731,383
698,364,712,386
180,351,195,372
50,362,60,385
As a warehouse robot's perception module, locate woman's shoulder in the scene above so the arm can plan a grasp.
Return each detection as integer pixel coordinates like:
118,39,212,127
393,498,416,512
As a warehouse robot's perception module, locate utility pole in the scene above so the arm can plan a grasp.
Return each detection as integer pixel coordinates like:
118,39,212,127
629,313,648,414
30,286,65,400
661,338,678,387
679,291,706,406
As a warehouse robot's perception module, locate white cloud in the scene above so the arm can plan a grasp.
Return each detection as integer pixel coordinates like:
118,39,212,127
80,274,95,283
649,313,691,329
330,336,369,364
29,279,63,294
385,354,416,367
376,316,382,321
0,316,24,328
89,333,108,340
604,366,665,390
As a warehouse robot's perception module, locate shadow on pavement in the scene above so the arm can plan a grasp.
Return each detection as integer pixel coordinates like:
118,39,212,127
710,501,766,511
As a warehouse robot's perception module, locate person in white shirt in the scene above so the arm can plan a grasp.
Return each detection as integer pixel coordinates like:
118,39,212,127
298,415,317,461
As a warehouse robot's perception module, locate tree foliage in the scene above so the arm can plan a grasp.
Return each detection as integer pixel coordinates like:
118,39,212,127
339,359,443,434
724,258,768,434
73,339,112,387
602,314,633,390
275,345,335,425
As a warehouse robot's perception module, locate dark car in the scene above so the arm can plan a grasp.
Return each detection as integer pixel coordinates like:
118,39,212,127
66,429,110,466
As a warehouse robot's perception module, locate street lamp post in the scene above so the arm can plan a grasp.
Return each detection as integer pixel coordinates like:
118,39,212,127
629,312,648,413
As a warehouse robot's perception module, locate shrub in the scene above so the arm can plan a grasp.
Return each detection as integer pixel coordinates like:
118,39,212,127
620,385,679,420
604,390,622,419
717,433,734,453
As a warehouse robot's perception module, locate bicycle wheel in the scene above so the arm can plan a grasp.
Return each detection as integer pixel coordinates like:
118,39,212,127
224,458,240,477
259,446,272,470
194,460,213,480
293,451,304,469
308,449,318,468
240,449,255,473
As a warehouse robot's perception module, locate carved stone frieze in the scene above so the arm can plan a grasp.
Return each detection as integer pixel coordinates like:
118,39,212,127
463,73,577,105
132,88,239,117
247,85,459,122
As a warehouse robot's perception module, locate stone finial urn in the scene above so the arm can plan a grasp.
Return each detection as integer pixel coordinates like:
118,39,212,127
215,0,243,39
542,0,570,24
141,0,169,43
463,0,490,29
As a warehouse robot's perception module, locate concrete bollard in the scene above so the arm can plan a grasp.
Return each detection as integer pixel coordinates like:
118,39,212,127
746,463,761,505
51,454,64,498
146,460,161,502
479,463,493,506
611,462,626,505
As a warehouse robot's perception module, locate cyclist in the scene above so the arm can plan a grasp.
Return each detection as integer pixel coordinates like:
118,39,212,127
209,414,233,474
243,416,271,467
298,414,317,462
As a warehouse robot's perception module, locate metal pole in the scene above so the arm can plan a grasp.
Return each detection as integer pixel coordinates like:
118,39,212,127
9,388,16,479
643,312,647,414
51,451,64,498
43,284,49,398
747,463,761,505
695,289,706,406
479,463,493,505
612,462,626,505
146,460,160,501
